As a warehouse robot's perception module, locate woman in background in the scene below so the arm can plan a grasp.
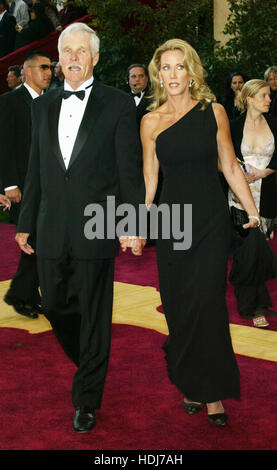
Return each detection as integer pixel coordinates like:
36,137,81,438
264,66,277,118
15,3,54,49
228,79,277,328
224,72,248,121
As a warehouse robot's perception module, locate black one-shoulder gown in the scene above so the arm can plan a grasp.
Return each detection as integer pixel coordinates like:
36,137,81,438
155,102,240,403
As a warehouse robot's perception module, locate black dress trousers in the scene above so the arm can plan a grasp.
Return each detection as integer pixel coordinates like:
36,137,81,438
37,250,115,410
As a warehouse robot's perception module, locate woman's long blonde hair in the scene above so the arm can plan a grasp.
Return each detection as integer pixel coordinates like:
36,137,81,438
237,79,269,112
148,38,216,111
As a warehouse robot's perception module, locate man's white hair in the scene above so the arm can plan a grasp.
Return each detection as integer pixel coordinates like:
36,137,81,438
58,22,100,56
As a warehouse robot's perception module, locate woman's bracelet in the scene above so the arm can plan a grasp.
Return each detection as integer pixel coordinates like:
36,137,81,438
248,215,260,227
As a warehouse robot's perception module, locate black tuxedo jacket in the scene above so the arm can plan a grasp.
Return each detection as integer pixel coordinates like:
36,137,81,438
0,11,16,58
0,85,32,191
230,112,277,219
136,93,151,123
17,80,145,259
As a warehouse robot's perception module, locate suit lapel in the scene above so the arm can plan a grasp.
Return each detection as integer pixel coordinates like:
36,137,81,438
48,89,67,171
67,82,102,170
19,85,33,107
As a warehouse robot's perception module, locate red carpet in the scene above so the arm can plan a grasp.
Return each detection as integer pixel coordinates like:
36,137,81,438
1,222,277,451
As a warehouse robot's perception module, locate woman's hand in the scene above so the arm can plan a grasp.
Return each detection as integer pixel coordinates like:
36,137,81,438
244,164,263,184
242,215,261,230
244,164,274,184
119,236,147,256
0,194,11,211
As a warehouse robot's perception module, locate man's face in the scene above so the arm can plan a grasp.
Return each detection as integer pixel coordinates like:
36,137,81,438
59,31,99,90
128,67,148,93
7,71,21,89
25,55,52,93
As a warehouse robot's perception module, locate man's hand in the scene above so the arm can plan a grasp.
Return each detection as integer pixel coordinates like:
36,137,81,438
15,232,34,255
119,236,147,256
0,194,11,211
5,188,21,204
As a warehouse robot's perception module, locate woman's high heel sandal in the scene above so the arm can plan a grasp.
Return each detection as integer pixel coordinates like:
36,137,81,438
208,413,228,427
183,399,202,415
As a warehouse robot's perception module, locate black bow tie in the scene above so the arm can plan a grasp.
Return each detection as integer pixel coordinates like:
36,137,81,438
131,91,142,98
62,90,86,101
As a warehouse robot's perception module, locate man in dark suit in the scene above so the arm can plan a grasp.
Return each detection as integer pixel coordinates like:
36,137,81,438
0,0,16,58
16,23,145,433
127,63,151,124
0,50,52,319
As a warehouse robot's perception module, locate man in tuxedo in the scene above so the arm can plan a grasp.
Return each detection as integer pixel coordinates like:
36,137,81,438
127,63,150,124
0,0,16,58
0,50,52,319
16,23,145,433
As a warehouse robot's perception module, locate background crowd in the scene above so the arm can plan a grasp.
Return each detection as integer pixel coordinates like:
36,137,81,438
0,0,87,56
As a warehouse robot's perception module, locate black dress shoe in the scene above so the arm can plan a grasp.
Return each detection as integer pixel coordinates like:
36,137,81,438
4,294,39,319
73,407,96,433
183,400,202,415
208,413,228,426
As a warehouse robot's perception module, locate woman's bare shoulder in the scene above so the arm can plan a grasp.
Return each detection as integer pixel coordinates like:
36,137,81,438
142,108,162,126
141,108,164,139
212,101,226,116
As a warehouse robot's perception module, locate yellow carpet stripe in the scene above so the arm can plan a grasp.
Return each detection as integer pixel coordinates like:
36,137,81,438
1,279,277,362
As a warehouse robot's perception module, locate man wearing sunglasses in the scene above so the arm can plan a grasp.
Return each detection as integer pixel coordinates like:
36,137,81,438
0,50,52,319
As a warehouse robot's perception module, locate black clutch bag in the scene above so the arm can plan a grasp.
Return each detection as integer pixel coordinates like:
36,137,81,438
230,206,249,238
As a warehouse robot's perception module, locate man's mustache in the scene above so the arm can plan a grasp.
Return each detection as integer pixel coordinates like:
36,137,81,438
66,64,84,71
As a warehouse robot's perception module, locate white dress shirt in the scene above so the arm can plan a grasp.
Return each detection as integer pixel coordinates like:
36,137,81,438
133,90,145,107
0,10,7,21
58,76,94,169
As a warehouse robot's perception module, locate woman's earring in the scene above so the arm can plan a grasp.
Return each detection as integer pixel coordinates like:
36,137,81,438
189,79,193,88
160,79,164,88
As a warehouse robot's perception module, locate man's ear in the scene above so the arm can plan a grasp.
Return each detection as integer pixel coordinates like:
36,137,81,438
93,52,99,67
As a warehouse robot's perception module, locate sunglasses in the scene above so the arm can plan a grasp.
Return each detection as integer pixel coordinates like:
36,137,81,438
28,65,52,70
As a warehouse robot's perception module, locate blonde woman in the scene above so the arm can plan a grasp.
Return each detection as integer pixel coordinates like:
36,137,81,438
141,39,260,426
264,66,277,117
228,79,277,328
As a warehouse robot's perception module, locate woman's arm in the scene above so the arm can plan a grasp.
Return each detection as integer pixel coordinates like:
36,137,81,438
140,113,160,208
212,103,260,227
244,165,275,184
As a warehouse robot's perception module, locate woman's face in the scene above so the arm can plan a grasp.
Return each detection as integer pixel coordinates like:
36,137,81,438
231,75,244,93
159,49,190,97
267,72,277,91
248,86,271,114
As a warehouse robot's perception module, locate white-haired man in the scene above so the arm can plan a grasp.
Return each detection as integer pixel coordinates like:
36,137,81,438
16,22,145,433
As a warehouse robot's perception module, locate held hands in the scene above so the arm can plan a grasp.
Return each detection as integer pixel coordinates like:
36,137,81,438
0,194,11,211
15,233,34,255
5,188,21,204
119,236,147,256
242,215,261,230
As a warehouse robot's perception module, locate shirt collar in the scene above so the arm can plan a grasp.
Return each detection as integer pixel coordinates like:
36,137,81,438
24,82,41,99
0,10,7,21
64,76,94,92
